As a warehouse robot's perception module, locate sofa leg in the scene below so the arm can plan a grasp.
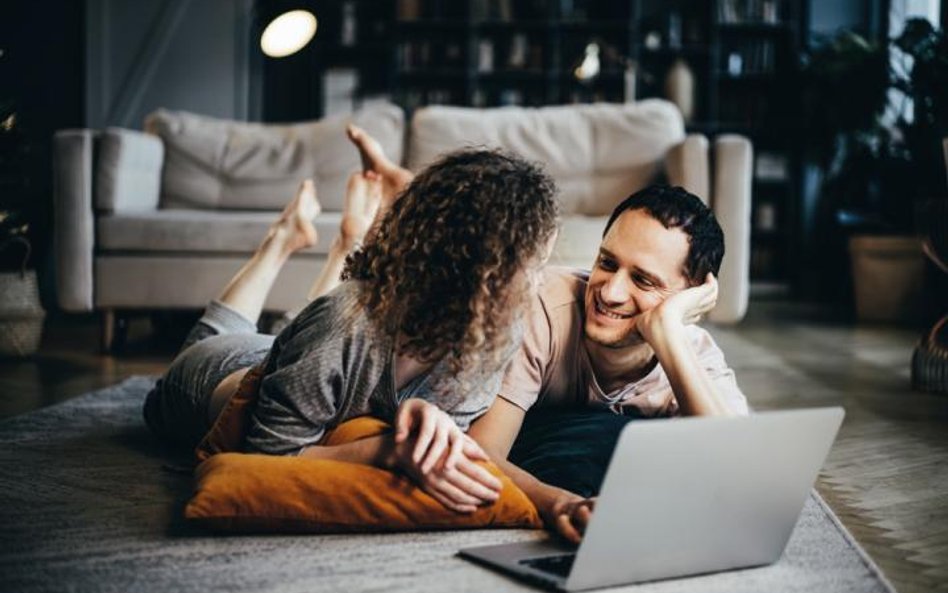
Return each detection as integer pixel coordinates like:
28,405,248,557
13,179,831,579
101,310,131,354
101,310,115,353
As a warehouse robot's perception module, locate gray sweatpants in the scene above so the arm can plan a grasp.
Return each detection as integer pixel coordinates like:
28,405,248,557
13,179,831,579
143,301,274,450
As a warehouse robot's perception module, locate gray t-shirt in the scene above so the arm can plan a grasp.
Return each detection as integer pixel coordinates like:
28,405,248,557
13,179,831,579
245,281,510,455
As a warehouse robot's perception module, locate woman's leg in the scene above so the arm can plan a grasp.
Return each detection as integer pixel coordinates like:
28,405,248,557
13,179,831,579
300,125,413,302
200,172,388,428
305,171,384,300
215,178,321,324
346,123,414,212
145,180,323,449
144,333,275,451
215,123,413,318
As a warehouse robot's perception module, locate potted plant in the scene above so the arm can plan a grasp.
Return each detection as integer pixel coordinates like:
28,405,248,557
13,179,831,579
800,21,947,323
892,18,948,202
896,18,948,391
0,97,45,356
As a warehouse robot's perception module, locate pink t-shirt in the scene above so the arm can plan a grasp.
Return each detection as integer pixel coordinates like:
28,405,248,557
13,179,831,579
499,268,749,416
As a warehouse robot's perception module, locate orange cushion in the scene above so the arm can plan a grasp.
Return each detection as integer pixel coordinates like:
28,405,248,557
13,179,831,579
190,367,541,533
185,416,543,533
194,364,264,462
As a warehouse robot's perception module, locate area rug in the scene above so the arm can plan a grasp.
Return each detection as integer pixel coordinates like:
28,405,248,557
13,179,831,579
0,377,895,593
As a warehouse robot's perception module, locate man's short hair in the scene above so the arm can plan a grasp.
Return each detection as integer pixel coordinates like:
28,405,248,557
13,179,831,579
603,185,724,285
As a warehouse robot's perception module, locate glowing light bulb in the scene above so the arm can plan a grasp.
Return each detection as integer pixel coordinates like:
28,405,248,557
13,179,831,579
260,10,318,58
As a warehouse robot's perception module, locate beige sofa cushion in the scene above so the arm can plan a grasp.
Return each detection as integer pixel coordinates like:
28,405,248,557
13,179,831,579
97,210,341,255
549,214,611,269
95,128,164,213
94,255,324,311
145,103,404,212
406,100,685,216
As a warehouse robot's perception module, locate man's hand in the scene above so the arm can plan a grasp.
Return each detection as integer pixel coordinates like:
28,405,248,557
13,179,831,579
548,495,597,545
636,273,718,345
346,124,414,203
630,272,733,417
392,399,503,513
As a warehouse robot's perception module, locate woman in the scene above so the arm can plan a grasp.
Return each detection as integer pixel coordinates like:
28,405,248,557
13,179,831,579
144,134,559,513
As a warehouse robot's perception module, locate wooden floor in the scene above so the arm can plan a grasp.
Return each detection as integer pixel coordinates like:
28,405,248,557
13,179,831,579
709,302,948,593
1,302,946,593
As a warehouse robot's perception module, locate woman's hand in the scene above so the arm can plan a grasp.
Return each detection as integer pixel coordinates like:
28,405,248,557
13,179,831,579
392,399,503,513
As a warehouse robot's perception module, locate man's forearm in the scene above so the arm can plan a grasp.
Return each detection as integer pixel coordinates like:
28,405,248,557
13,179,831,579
467,397,582,525
491,455,581,525
647,318,731,416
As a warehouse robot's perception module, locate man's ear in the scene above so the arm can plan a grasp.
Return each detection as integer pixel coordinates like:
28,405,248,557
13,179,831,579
680,268,700,289
685,271,714,289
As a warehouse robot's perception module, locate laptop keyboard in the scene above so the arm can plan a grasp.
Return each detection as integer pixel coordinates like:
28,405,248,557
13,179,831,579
519,553,577,578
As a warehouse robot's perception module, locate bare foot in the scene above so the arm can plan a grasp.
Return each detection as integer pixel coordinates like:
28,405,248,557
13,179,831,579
346,123,414,208
339,172,383,250
271,178,321,256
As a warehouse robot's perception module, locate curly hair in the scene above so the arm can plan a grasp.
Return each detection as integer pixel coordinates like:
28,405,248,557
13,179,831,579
343,148,559,396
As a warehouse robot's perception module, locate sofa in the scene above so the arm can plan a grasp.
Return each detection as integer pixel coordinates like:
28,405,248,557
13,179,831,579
53,99,751,349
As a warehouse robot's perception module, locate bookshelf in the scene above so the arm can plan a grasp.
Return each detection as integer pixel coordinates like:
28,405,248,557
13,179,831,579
312,0,806,284
711,0,805,285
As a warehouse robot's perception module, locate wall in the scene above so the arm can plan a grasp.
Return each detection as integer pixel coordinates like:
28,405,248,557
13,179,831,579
3,0,87,307
2,0,259,308
85,0,258,130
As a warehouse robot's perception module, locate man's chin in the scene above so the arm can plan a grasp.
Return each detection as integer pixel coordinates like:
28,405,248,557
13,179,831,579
584,323,644,349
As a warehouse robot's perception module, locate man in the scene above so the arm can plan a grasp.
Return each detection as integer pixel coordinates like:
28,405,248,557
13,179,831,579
467,185,749,543
348,126,748,541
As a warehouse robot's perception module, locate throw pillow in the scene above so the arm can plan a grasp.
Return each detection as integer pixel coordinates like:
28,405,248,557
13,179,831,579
185,416,543,533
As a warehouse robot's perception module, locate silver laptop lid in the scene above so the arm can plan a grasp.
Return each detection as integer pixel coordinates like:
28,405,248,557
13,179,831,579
565,407,844,591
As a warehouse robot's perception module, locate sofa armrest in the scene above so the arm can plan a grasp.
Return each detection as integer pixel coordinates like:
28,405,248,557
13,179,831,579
708,134,753,324
53,130,98,312
665,134,710,202
96,127,164,212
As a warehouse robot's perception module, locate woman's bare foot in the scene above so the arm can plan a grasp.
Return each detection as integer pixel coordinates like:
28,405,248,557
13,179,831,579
270,178,321,257
215,179,321,324
346,123,414,210
339,172,383,250
300,173,381,303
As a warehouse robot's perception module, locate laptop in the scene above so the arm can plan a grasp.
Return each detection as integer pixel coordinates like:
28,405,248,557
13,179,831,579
459,407,844,591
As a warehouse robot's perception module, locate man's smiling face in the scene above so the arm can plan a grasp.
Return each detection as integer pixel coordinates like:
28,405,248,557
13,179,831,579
584,208,691,348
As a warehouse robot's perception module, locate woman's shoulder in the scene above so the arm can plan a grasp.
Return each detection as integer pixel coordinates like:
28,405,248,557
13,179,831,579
296,281,362,320
266,280,391,372
279,281,373,343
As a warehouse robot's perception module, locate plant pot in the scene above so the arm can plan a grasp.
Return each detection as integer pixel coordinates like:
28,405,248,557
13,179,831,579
849,235,926,323
0,269,45,356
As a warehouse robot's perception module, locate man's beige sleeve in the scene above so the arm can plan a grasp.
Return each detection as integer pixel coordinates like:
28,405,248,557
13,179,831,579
497,296,553,411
